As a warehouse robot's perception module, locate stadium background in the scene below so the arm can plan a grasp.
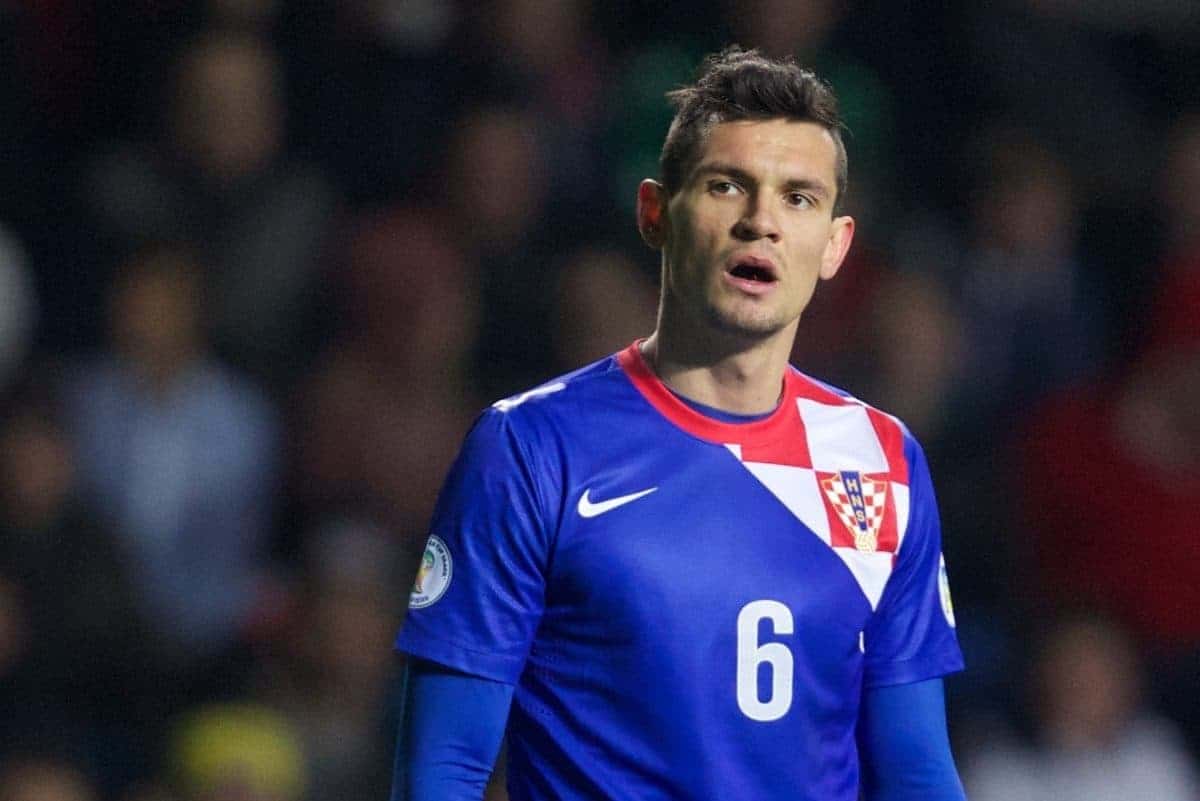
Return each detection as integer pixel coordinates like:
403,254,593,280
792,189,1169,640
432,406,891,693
0,1,1198,798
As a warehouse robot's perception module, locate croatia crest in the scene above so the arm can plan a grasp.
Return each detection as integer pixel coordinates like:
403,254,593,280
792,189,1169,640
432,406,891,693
820,470,888,552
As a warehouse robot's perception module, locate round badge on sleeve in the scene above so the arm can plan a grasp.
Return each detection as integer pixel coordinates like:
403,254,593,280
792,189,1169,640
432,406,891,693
938,553,956,628
410,535,452,609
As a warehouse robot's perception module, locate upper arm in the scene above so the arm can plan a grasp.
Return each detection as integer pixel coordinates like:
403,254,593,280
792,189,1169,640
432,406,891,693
858,434,965,799
862,436,964,688
396,407,558,684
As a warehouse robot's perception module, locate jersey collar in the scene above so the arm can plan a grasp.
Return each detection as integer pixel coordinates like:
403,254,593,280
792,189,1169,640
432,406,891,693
616,341,808,447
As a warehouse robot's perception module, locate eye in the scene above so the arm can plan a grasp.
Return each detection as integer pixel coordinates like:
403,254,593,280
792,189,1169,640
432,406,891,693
708,180,741,196
786,192,814,209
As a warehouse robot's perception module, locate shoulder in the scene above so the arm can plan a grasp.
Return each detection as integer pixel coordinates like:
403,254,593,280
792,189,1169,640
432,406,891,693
434,357,631,537
483,353,629,434
788,368,912,436
787,366,925,477
447,353,627,475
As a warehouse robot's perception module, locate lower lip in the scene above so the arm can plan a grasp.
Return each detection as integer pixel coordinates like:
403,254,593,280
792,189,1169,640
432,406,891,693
723,272,778,295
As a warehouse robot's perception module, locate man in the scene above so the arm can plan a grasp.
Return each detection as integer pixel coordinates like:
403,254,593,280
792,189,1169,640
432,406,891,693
393,47,966,800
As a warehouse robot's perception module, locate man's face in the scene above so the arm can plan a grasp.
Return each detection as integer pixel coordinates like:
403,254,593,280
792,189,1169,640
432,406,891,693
645,119,853,341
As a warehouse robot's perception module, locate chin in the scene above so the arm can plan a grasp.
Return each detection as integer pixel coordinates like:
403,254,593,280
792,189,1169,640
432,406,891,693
706,305,792,339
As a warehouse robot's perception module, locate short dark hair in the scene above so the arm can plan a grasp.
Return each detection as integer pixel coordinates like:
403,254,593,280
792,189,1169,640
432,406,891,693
660,46,848,212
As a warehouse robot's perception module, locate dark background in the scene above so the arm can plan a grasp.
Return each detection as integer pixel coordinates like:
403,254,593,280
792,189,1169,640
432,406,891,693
0,1,1197,799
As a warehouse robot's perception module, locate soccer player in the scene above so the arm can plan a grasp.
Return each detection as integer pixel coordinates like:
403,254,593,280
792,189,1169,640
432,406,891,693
392,47,966,801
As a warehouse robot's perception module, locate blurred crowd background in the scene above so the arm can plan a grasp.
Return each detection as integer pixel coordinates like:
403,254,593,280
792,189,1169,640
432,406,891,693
0,0,1198,799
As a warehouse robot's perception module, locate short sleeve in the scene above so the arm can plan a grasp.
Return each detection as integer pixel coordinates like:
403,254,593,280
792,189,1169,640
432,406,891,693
862,436,964,688
395,408,555,684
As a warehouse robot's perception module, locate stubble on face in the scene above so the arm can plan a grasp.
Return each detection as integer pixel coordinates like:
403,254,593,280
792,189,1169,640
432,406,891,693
664,202,800,339
660,119,848,346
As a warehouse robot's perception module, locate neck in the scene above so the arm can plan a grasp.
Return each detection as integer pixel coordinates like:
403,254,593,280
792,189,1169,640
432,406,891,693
641,315,796,415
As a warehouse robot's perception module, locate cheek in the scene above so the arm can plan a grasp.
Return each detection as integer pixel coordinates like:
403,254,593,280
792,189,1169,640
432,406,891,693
785,262,819,301
679,217,727,267
665,215,701,278
794,226,835,268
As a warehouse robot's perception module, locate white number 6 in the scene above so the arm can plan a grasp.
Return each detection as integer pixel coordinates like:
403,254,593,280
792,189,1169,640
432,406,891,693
736,600,794,721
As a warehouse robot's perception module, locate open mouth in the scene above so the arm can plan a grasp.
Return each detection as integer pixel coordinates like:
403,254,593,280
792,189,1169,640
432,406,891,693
727,257,778,284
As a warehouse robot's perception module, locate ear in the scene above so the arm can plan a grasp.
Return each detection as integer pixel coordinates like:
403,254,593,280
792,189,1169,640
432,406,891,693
636,179,667,249
819,215,855,281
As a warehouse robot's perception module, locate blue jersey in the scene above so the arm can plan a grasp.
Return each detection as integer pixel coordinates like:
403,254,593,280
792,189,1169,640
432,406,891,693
396,343,964,801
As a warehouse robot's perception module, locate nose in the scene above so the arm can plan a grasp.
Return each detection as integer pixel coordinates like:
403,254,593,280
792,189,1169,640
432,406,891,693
732,193,781,242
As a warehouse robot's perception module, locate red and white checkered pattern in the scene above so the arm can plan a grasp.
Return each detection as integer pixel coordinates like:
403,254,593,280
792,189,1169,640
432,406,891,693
616,344,913,609
819,473,888,552
725,394,910,608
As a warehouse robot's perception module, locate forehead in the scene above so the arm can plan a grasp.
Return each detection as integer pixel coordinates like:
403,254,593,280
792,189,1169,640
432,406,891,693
692,119,839,183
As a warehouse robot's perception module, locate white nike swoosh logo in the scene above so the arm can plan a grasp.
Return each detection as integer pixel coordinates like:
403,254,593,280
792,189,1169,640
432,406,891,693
577,487,658,518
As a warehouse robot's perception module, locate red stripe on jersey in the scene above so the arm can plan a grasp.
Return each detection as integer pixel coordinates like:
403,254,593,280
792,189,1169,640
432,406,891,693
863,409,906,553
866,407,909,486
617,342,812,464
789,367,855,407
875,486,900,553
738,410,812,467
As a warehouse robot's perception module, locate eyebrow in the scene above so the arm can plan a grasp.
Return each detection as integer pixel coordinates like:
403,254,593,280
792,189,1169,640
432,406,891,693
692,162,832,201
